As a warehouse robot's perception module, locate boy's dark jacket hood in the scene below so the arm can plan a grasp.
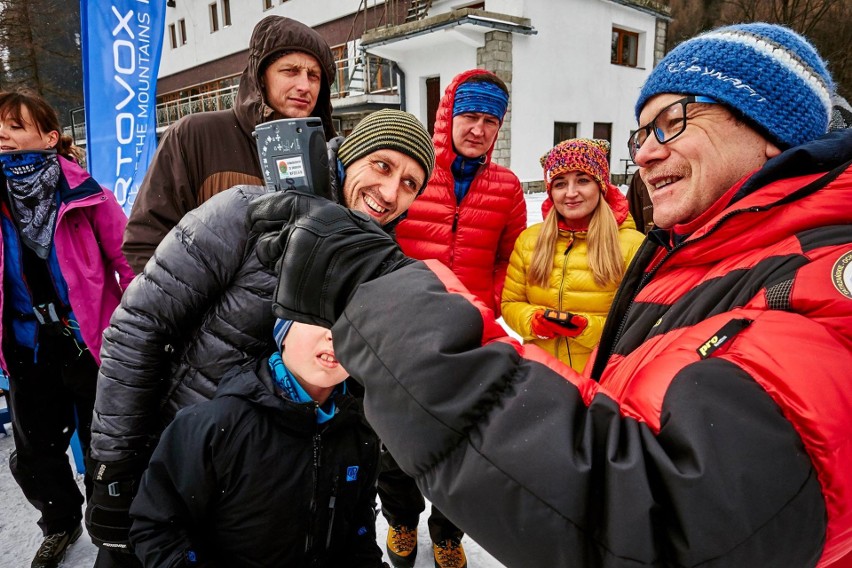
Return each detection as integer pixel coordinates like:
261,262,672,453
215,358,358,432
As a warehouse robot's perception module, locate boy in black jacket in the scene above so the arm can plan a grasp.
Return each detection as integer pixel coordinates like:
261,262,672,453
128,319,384,568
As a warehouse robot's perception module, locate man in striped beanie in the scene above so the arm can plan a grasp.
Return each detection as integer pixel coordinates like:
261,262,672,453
334,108,435,228
88,107,433,565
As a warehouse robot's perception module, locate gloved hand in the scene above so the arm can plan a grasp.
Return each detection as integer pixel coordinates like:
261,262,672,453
248,191,415,328
85,453,150,553
531,309,588,339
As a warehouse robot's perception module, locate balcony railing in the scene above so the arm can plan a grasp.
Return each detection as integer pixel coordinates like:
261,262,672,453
65,107,87,146
67,54,400,143
331,53,398,99
156,84,239,130
151,54,397,130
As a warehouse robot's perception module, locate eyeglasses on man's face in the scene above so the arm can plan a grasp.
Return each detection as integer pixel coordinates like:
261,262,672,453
628,95,718,162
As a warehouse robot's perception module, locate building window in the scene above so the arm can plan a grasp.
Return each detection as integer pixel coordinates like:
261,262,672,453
612,27,639,67
553,122,577,146
209,3,219,32
222,0,231,26
263,0,273,9
426,77,441,136
178,18,187,45
330,45,349,97
593,123,612,163
168,23,177,49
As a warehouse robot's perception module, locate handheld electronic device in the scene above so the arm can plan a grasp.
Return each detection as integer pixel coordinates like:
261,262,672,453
253,117,329,196
543,309,579,328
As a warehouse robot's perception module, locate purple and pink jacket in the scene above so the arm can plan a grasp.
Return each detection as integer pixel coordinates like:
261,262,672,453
0,156,134,370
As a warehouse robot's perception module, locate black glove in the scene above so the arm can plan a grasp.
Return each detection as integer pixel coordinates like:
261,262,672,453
85,453,150,553
248,191,414,327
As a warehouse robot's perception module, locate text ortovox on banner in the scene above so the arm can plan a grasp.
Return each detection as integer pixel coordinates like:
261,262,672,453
80,0,166,215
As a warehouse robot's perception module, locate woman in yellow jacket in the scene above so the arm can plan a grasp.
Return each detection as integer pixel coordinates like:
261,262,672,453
502,138,644,372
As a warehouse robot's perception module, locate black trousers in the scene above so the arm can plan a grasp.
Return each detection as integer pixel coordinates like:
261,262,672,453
5,328,96,536
378,448,464,544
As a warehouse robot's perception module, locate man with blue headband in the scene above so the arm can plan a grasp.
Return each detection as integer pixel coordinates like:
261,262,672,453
386,70,526,568
396,69,525,318
248,23,852,566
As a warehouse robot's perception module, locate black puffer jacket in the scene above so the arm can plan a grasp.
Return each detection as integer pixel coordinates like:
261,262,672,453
92,135,358,463
129,359,383,568
93,185,277,461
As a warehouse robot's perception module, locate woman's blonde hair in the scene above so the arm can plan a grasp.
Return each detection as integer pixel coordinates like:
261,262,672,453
529,190,625,288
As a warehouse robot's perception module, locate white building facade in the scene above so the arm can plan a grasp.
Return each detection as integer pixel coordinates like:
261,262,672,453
155,0,669,187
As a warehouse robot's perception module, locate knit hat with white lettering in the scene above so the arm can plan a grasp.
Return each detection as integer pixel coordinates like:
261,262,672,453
635,23,834,149
337,109,435,191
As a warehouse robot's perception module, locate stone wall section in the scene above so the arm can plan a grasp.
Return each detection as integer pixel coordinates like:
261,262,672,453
477,31,513,168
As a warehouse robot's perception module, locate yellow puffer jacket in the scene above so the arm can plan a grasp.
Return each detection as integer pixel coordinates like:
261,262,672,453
502,190,644,372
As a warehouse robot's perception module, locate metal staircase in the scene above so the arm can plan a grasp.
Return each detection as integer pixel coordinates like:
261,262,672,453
405,0,432,22
340,0,410,96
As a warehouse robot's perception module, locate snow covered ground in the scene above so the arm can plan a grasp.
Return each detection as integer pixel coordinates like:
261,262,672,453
0,192,548,567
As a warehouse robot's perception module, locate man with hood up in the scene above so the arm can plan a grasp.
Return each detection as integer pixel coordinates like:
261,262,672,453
121,15,337,273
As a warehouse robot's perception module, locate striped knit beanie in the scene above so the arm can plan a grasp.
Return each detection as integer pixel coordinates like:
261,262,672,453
337,109,435,190
273,318,294,350
636,23,834,149
540,138,611,194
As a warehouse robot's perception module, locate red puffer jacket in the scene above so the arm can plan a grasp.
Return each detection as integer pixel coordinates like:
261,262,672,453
395,69,526,316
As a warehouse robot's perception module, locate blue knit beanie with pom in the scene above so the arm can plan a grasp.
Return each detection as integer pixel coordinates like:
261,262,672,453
636,23,834,149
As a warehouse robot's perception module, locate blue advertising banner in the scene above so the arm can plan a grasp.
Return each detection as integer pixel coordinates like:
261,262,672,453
80,0,166,215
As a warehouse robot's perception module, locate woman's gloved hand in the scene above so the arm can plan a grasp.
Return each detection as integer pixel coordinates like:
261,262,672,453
531,309,588,339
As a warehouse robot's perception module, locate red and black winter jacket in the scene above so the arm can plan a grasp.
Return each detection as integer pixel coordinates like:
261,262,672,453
332,129,852,567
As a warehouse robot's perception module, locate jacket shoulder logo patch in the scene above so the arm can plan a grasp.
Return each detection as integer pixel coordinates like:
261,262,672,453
831,250,852,300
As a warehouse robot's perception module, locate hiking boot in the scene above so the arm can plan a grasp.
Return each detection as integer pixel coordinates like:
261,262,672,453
433,537,467,568
386,524,418,567
31,524,83,568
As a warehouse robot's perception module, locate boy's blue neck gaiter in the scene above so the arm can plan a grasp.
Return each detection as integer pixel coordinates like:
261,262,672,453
268,352,343,424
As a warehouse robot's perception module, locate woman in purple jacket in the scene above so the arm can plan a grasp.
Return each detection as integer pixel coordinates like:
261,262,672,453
0,88,134,568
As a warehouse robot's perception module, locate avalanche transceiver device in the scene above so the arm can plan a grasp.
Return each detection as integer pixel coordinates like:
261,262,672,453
253,117,328,195
543,309,579,328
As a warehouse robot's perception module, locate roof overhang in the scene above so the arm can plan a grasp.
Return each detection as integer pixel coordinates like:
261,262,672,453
606,0,672,20
332,94,400,115
361,8,536,60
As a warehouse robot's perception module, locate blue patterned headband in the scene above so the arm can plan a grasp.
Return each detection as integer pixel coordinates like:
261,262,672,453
453,80,509,121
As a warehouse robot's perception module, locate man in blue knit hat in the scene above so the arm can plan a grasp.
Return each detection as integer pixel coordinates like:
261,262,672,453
249,23,852,566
